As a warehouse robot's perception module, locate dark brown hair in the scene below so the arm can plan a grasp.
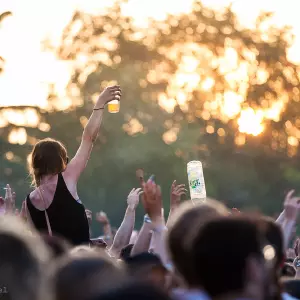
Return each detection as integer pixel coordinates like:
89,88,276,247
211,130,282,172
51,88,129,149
167,200,228,287
53,252,125,300
190,217,263,297
28,138,68,186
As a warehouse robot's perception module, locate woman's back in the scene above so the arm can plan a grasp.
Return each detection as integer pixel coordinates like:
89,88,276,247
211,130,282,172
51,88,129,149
25,85,121,246
26,173,90,246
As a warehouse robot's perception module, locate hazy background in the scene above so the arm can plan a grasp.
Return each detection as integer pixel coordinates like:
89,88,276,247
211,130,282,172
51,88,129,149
1,0,300,235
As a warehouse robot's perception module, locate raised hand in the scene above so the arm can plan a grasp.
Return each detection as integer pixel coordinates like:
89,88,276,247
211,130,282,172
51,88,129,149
136,168,145,187
96,211,109,224
142,180,163,224
127,188,143,210
284,190,300,221
85,209,92,225
95,85,121,108
4,184,15,213
170,180,186,209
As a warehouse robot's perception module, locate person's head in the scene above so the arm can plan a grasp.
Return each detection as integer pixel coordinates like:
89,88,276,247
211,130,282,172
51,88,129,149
281,263,296,278
125,253,168,289
53,251,125,300
254,217,284,300
167,199,228,287
28,138,68,186
190,216,266,300
0,215,50,300
258,217,284,269
282,279,300,299
70,245,95,256
88,281,171,300
120,244,134,260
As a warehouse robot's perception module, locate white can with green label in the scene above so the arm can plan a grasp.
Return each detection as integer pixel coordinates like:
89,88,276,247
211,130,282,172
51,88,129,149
187,161,206,201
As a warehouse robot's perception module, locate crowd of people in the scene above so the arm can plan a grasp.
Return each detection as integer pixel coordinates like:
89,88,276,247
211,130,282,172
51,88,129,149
1,85,300,300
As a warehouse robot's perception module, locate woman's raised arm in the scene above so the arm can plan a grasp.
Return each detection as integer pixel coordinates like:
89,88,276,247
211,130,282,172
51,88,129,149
65,85,121,182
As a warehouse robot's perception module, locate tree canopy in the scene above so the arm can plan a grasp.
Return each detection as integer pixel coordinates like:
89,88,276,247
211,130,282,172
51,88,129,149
1,1,300,233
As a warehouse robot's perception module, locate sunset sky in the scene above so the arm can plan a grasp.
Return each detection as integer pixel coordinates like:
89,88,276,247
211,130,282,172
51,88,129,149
1,0,300,141
1,0,300,106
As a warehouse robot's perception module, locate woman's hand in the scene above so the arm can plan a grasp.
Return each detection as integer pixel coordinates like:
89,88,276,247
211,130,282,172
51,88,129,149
170,180,186,210
95,85,121,108
127,188,143,210
142,181,163,224
284,190,300,222
4,184,15,214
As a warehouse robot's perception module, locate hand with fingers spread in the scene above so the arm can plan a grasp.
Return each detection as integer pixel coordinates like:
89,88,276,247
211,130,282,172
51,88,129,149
143,181,163,224
284,190,300,221
127,188,143,210
95,85,121,109
4,184,15,213
170,180,186,209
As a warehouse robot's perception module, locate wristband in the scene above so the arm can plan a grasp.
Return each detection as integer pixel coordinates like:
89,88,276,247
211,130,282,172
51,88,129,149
144,214,152,224
93,107,105,111
152,225,167,234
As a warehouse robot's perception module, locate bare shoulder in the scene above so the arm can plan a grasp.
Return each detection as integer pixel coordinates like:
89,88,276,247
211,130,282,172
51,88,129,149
29,180,58,210
28,189,44,210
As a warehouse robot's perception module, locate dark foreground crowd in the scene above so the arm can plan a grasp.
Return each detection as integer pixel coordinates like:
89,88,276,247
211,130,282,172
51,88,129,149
1,85,300,300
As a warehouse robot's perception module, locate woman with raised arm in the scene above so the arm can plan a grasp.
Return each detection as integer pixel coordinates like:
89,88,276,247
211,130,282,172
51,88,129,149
24,85,121,245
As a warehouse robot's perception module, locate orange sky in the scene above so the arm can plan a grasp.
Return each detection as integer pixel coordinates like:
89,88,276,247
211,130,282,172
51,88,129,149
1,0,300,107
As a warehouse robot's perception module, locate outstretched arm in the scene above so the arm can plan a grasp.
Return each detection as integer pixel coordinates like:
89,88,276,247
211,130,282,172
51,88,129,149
143,180,170,266
96,211,113,246
109,188,143,258
64,86,121,182
166,180,186,228
281,190,300,250
131,216,153,256
276,210,285,226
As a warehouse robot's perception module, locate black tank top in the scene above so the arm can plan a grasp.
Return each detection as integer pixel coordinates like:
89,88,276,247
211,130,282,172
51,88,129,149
26,173,90,246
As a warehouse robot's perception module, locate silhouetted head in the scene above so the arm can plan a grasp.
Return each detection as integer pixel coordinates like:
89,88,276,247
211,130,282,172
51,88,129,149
53,252,125,300
28,138,68,186
88,281,171,300
120,244,134,260
167,200,228,287
190,217,267,300
0,215,50,300
125,252,168,289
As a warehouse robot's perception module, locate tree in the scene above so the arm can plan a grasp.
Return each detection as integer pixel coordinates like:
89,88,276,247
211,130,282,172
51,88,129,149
1,1,300,229
54,0,300,210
